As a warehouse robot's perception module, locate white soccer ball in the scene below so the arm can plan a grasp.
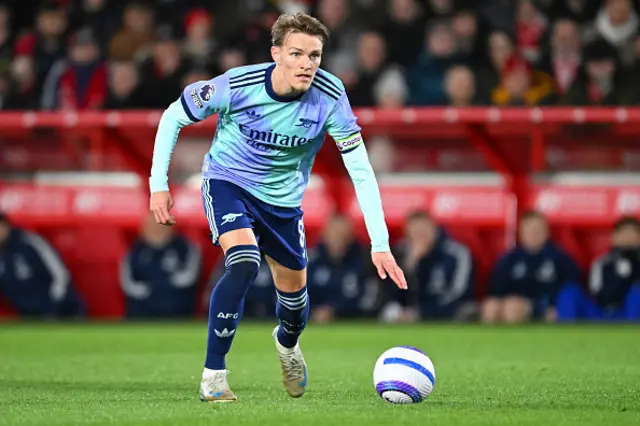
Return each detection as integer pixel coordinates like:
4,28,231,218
373,346,436,404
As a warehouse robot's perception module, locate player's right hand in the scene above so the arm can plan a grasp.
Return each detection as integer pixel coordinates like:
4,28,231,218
150,191,176,226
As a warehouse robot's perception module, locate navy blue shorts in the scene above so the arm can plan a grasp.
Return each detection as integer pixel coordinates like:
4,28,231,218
201,178,307,270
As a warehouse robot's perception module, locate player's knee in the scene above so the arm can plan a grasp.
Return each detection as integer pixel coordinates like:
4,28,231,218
225,244,261,283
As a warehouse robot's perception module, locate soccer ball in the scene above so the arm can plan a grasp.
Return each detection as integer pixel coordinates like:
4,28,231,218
373,346,436,404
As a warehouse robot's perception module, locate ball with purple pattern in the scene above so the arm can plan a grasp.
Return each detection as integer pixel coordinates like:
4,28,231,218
373,346,436,404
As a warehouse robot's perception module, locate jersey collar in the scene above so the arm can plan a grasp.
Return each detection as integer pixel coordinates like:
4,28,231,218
265,63,305,103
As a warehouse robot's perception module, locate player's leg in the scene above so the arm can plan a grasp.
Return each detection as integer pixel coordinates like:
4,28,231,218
199,179,261,402
265,255,309,398
255,207,309,397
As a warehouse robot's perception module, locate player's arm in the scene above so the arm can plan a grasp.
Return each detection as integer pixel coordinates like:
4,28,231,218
149,74,231,225
325,93,406,290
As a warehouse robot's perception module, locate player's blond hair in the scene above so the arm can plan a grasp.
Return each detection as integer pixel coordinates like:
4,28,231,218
271,12,330,47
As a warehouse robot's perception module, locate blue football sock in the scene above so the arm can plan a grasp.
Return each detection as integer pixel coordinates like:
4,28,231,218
204,244,260,370
275,286,309,348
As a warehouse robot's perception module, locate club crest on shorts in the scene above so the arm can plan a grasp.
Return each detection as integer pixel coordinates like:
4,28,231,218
199,83,215,102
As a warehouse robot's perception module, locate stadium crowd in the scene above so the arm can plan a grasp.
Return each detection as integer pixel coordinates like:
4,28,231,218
1,0,639,322
2,0,640,109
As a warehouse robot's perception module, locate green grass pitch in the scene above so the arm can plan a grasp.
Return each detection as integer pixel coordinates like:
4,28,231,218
1,322,639,426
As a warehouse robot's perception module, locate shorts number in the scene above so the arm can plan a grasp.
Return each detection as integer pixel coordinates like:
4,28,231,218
298,219,307,259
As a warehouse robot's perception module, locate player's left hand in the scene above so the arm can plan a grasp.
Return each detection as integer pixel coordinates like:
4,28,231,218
372,251,407,290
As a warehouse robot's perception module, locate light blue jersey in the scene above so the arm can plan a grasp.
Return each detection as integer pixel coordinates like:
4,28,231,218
150,63,389,252
179,63,362,208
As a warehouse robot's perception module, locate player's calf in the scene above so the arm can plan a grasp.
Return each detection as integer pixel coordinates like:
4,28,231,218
203,244,260,372
272,286,309,397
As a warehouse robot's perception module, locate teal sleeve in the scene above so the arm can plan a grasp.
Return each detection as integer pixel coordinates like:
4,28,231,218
149,100,193,193
149,74,230,193
341,144,390,252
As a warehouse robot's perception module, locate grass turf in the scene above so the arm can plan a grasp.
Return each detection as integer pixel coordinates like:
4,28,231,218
1,322,639,426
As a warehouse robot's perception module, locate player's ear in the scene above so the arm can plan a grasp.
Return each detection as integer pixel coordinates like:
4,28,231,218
271,45,281,63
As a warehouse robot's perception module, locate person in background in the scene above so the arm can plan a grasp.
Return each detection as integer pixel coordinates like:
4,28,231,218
0,212,84,318
556,216,640,321
558,38,632,105
108,0,156,62
120,214,201,318
491,54,555,106
444,65,476,106
40,27,108,110
539,18,583,98
406,21,464,106
380,211,475,323
476,30,516,102
482,210,581,324
307,214,376,324
104,60,150,109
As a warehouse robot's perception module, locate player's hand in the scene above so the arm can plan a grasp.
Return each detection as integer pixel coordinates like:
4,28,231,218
150,191,176,226
372,251,407,290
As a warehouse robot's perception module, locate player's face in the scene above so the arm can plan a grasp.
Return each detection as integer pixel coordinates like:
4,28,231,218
272,32,323,93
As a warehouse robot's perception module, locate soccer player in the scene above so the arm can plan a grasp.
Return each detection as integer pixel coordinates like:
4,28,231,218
149,12,407,402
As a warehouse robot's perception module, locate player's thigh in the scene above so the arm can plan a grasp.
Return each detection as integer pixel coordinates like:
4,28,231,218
253,202,307,269
265,254,307,292
201,178,257,253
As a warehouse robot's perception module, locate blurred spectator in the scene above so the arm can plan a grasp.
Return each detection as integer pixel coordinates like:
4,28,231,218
0,212,84,318
406,21,463,105
109,1,155,62
140,33,185,108
381,0,426,67
217,47,247,73
547,0,598,25
120,214,201,318
182,8,216,70
539,18,582,96
315,0,360,76
41,27,107,110
68,0,121,52
104,60,150,109
347,31,407,107
557,216,640,321
0,5,12,76
451,8,483,64
516,0,549,65
476,30,515,103
481,211,582,324
237,5,279,65
424,0,456,19
4,54,38,109
14,3,68,98
558,38,634,105
491,55,555,106
594,0,638,66
444,65,476,106
206,255,277,319
380,211,475,323
181,68,212,87
307,214,377,324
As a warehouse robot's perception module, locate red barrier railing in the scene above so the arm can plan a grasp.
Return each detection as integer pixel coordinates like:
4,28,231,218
1,108,639,318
